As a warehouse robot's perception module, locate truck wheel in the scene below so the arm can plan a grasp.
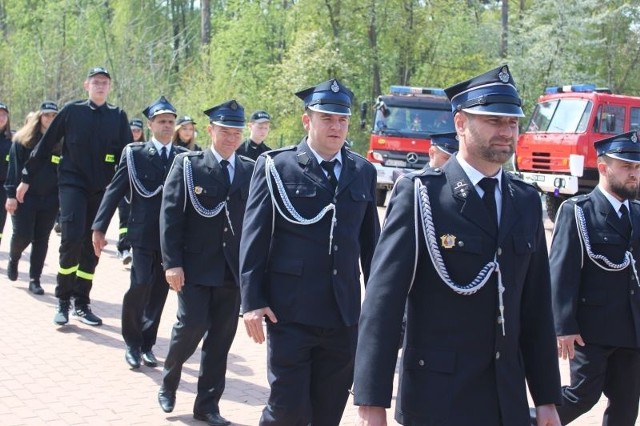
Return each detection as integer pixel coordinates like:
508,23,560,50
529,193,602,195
376,188,387,207
545,194,566,223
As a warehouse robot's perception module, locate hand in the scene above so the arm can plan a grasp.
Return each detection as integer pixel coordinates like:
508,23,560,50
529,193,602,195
243,307,278,344
557,334,585,360
16,182,29,203
5,198,17,215
92,230,107,257
356,406,387,426
165,267,185,292
535,404,561,426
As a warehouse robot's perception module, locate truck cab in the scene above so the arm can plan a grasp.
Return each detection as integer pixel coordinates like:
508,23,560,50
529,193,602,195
366,86,454,206
515,84,640,220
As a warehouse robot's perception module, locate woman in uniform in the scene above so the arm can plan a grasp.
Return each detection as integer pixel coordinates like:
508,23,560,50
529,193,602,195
0,102,12,248
4,101,59,294
172,115,201,151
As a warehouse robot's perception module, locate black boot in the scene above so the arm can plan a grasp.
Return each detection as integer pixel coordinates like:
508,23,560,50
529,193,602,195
7,259,18,281
28,279,44,295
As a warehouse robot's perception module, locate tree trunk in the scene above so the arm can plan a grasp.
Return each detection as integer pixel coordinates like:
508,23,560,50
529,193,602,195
201,0,211,47
368,0,381,98
500,0,508,58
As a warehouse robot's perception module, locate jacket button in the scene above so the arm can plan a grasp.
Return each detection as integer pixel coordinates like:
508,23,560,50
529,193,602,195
458,241,464,247
418,360,424,366
333,245,338,252
333,269,338,275
296,189,300,194
632,290,636,295
222,242,226,247
497,317,503,324
224,227,228,232
497,247,502,256
495,351,500,360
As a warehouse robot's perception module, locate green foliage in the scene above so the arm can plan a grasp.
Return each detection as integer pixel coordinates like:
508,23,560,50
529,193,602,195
0,0,639,153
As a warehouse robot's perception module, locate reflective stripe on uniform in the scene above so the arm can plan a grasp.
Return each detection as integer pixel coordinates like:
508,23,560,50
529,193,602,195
76,270,94,280
119,227,128,234
59,264,79,275
105,154,115,163
51,155,60,164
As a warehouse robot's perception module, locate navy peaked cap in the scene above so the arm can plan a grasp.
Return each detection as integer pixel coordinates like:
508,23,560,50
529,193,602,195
143,95,177,119
595,131,640,163
203,100,245,128
295,78,354,116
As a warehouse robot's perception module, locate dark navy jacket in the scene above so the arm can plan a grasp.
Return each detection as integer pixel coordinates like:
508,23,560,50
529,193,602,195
240,138,380,328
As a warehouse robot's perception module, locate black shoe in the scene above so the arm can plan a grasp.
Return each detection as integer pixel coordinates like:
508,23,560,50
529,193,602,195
125,347,141,369
193,412,231,426
72,304,103,326
28,279,44,295
7,259,18,281
53,300,71,325
158,388,176,413
141,350,158,367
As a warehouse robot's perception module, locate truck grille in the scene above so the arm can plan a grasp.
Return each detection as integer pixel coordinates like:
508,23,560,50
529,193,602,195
531,152,551,170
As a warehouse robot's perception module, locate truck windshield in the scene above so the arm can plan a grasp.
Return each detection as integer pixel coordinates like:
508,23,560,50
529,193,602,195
526,98,592,133
374,106,454,136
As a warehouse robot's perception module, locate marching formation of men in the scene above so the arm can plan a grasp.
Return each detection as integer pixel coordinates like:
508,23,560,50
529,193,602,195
3,64,640,426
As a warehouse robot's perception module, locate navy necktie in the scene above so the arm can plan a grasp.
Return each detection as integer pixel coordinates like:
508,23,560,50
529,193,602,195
320,160,338,190
160,146,169,168
220,159,231,185
619,204,631,236
478,177,498,226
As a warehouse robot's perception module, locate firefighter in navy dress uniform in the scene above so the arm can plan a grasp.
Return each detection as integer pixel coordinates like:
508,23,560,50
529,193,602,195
92,96,187,370
17,67,132,327
240,79,380,426
235,110,272,161
0,101,12,247
352,65,562,426
548,131,640,425
157,100,253,426
5,101,59,294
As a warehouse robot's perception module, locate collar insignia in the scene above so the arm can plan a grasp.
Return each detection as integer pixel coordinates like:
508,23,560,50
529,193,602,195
194,186,203,195
149,147,156,155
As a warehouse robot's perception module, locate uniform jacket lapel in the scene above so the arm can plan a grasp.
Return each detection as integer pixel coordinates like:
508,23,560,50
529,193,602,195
497,173,519,245
229,156,250,195
444,157,496,237
297,139,335,194
203,148,229,187
594,187,629,239
336,147,358,195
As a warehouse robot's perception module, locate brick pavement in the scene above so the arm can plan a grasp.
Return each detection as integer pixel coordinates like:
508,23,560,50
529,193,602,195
0,205,618,425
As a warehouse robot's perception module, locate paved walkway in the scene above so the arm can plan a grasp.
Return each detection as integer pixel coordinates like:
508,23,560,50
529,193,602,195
0,206,616,425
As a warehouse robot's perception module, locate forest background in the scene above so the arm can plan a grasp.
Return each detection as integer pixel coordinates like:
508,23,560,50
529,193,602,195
0,0,638,154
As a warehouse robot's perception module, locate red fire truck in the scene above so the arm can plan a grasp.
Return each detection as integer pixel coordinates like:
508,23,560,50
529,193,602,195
364,85,455,206
516,84,640,220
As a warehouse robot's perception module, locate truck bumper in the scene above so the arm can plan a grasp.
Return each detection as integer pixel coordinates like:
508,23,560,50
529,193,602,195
374,163,397,190
519,172,579,195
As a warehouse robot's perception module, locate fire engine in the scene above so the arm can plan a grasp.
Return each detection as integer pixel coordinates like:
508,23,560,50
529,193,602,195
363,85,455,206
516,84,640,221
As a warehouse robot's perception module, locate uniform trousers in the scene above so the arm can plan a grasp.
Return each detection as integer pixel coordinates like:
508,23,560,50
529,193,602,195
117,196,131,253
556,344,640,425
55,185,103,305
9,193,58,279
122,247,168,352
162,283,240,415
260,322,358,426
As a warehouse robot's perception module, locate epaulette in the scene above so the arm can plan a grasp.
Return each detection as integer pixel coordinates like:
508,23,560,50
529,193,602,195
505,171,535,188
185,150,204,157
128,141,146,148
237,154,256,164
404,166,443,180
344,146,367,161
631,199,640,206
174,145,189,154
266,145,296,156
568,193,589,206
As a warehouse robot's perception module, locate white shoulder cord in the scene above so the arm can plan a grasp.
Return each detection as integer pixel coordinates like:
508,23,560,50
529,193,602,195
415,178,506,335
265,155,337,254
182,156,234,235
125,145,163,198
574,204,639,284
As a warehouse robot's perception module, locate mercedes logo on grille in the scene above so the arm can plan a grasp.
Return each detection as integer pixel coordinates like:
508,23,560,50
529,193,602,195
406,152,419,164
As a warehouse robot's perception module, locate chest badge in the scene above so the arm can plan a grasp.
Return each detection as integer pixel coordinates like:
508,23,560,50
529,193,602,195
440,234,456,249
194,186,203,195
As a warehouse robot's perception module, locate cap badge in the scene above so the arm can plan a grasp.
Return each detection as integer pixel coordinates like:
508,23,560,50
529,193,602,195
632,133,638,143
330,80,340,93
194,186,203,195
230,101,238,110
440,234,456,249
498,66,510,83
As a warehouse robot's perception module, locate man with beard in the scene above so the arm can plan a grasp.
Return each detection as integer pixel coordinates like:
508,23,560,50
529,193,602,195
547,131,640,425
352,65,561,425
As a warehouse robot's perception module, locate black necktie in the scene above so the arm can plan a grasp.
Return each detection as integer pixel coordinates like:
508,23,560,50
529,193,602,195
160,146,169,168
478,177,498,226
619,204,631,236
321,160,338,190
220,159,231,185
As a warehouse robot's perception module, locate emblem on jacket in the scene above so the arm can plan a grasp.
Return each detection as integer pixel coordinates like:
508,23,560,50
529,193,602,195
194,186,203,194
440,234,456,249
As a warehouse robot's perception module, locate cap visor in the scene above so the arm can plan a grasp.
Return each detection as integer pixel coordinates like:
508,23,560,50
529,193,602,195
606,152,640,164
213,121,245,129
251,118,270,123
462,103,524,118
435,145,457,155
309,104,351,116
